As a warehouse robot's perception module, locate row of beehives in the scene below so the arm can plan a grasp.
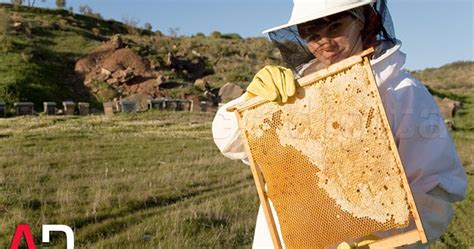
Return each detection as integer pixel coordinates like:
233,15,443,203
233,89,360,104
102,98,214,116
0,98,217,117
0,101,90,117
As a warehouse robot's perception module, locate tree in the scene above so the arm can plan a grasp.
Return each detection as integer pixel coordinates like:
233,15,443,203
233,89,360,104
143,22,152,32
55,0,66,9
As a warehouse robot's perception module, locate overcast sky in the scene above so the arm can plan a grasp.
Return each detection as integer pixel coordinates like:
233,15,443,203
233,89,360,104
2,0,473,70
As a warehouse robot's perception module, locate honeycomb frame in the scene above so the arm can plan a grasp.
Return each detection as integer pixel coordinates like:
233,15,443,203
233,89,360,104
228,49,427,249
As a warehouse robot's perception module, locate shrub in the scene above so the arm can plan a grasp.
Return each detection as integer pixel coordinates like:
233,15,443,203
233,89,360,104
221,33,242,40
154,30,163,37
58,18,69,29
91,27,101,36
90,80,119,102
143,22,152,31
210,31,221,39
194,32,205,38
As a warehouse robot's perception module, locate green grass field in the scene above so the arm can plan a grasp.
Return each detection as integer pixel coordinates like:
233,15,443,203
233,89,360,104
0,93,472,248
0,111,258,248
433,92,474,248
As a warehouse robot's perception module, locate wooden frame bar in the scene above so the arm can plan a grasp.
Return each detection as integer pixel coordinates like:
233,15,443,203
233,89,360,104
363,57,427,244
368,229,420,248
227,48,374,113
235,112,282,249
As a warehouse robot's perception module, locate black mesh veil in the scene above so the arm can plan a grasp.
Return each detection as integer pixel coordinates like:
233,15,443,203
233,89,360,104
269,26,316,76
373,0,395,44
268,0,396,77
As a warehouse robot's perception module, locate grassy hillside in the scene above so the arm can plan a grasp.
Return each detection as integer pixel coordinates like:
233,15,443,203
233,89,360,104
0,3,280,111
0,4,131,109
411,61,474,94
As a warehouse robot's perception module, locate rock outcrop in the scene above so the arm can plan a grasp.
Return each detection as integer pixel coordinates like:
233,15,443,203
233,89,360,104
74,35,161,100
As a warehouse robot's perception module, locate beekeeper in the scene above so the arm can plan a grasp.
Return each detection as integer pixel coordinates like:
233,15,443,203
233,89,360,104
212,0,467,248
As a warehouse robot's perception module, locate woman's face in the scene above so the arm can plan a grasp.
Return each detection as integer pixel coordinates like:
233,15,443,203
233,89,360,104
298,15,364,66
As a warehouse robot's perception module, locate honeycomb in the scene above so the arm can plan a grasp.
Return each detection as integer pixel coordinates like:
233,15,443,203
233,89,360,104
239,62,412,248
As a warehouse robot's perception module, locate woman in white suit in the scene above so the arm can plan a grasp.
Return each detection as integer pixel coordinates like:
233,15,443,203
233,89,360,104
212,0,467,248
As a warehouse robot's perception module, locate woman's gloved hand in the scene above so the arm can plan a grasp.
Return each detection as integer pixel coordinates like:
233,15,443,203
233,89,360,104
244,65,296,103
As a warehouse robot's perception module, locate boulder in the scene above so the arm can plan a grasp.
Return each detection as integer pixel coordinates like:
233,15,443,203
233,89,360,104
194,79,209,91
111,67,136,84
75,58,94,74
96,69,111,82
111,34,124,49
100,68,112,76
218,83,244,103
433,96,462,120
102,48,151,74
466,164,474,175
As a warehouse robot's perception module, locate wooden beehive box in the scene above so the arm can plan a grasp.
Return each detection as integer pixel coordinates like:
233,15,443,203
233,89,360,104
14,102,34,116
43,102,57,115
78,102,90,116
103,102,115,116
148,98,165,110
163,99,178,111
178,100,192,111
227,49,426,249
62,101,76,115
120,100,137,113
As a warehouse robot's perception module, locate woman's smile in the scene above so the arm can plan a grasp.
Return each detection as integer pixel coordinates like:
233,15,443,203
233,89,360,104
324,51,340,62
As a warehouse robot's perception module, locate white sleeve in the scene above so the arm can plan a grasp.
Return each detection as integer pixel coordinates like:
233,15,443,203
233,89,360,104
414,186,454,244
387,72,467,201
212,95,249,164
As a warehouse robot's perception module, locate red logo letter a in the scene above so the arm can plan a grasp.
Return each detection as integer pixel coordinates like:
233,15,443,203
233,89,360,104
10,224,36,249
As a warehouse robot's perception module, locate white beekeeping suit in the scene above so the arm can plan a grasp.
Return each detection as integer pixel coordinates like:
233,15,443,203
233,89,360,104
212,0,467,248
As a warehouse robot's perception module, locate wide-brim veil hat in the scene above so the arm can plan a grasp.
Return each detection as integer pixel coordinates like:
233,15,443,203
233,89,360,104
262,0,396,77
263,0,376,34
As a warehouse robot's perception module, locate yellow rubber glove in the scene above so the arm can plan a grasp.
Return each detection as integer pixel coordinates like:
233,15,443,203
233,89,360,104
244,65,296,103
